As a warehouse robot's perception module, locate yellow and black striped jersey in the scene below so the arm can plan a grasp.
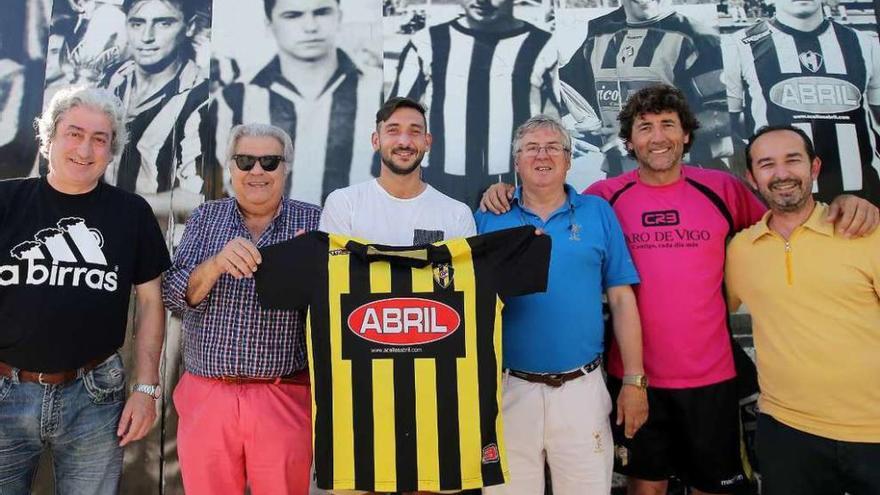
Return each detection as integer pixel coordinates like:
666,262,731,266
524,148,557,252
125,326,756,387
255,226,550,492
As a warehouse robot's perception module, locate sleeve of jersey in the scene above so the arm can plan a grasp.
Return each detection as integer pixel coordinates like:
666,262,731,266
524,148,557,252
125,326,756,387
175,87,209,195
454,203,477,238
599,201,640,288
558,38,597,117
318,189,352,236
213,87,239,195
863,32,880,106
726,176,767,230
134,197,172,285
481,226,551,298
582,180,615,201
532,40,560,111
681,26,726,108
722,34,745,113
254,233,319,311
723,237,745,311
391,36,429,100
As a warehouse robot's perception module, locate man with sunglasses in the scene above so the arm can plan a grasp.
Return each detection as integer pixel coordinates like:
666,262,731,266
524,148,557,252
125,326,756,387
475,114,646,495
163,123,320,495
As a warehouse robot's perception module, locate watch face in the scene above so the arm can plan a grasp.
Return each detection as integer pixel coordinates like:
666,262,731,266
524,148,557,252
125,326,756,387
134,384,160,398
624,375,648,388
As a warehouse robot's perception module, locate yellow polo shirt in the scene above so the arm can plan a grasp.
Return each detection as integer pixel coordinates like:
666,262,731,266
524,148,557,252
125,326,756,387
726,202,880,442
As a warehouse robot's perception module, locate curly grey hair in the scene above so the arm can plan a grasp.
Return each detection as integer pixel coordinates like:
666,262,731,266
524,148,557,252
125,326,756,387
34,86,129,159
225,123,295,170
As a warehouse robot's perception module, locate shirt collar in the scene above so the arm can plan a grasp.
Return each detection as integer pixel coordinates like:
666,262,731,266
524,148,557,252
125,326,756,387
750,202,833,242
251,49,362,96
232,198,288,238
513,184,579,213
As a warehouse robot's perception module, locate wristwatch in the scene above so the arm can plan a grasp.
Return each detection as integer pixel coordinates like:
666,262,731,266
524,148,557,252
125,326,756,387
622,374,649,390
131,383,161,400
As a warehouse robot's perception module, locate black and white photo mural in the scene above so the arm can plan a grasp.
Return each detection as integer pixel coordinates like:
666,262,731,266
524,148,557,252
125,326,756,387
385,0,559,208
211,0,384,206
722,0,880,204
555,0,732,188
45,0,212,228
1,0,880,493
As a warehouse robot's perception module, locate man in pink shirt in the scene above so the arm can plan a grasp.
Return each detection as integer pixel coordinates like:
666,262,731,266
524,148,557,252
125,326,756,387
480,84,879,495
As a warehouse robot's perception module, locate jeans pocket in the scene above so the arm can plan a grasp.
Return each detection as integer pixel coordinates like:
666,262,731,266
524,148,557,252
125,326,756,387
82,354,126,405
0,376,11,402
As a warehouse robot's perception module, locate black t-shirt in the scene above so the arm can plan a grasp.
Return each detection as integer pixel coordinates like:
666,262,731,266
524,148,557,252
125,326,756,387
0,178,170,371
255,227,550,492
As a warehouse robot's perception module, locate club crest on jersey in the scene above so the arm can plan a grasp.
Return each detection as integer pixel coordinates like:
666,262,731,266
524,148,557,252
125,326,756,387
799,51,823,73
432,262,454,289
620,45,635,64
482,443,500,464
347,297,461,345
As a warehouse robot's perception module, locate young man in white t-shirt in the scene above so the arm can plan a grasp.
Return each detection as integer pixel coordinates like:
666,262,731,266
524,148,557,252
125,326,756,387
320,97,475,245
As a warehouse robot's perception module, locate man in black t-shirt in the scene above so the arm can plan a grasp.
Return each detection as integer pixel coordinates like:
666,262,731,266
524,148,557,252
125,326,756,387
0,86,170,494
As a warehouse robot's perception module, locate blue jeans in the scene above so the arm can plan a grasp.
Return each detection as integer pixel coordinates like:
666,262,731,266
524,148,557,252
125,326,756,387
0,354,126,495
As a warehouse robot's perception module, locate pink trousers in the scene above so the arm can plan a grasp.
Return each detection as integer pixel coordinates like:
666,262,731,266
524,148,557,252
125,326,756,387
174,372,312,495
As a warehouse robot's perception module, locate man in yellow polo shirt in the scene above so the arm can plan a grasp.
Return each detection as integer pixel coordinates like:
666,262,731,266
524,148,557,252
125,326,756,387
725,124,880,495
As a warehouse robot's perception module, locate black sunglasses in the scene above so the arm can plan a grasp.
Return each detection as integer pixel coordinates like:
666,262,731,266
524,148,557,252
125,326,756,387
232,154,284,172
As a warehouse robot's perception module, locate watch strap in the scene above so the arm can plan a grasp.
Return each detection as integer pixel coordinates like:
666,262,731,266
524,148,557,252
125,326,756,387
131,383,160,399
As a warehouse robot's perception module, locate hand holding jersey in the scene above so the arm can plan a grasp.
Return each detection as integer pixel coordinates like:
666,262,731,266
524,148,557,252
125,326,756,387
316,98,478,494
210,237,262,279
478,115,646,495
254,227,551,492
165,124,318,494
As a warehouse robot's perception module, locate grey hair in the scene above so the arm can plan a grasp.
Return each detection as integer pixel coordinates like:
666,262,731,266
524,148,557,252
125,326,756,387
511,114,572,155
225,123,295,168
35,86,129,159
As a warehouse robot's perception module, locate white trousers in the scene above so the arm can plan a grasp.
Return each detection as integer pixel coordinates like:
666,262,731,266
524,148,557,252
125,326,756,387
486,369,614,495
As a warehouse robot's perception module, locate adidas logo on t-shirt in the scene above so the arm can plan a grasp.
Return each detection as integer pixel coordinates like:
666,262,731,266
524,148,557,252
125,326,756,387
0,217,118,291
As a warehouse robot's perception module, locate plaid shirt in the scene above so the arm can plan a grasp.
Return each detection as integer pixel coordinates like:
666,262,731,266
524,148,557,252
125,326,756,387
163,197,320,377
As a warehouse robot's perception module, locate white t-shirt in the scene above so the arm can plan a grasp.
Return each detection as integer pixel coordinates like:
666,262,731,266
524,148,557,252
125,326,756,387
319,179,476,246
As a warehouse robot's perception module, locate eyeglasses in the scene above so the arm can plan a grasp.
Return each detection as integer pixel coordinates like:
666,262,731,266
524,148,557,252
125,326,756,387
518,144,570,157
231,154,284,172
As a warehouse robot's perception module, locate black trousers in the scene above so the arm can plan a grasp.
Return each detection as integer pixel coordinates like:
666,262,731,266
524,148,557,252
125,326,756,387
757,414,880,495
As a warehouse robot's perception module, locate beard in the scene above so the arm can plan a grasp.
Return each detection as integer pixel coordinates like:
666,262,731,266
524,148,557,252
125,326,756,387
380,146,425,176
762,178,812,212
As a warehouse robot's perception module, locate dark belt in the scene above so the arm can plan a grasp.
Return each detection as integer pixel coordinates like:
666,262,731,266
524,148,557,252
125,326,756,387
508,356,603,388
0,354,112,385
214,369,309,386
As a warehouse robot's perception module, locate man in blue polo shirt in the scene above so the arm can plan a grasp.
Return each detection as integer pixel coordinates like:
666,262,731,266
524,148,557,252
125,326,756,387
475,114,647,495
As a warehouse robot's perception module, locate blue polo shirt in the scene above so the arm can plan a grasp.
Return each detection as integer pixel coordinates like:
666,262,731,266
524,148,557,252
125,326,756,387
474,184,639,373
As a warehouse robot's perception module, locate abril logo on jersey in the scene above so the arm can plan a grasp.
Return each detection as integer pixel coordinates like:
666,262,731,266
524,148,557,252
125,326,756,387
769,77,861,114
347,297,461,345
642,210,680,227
